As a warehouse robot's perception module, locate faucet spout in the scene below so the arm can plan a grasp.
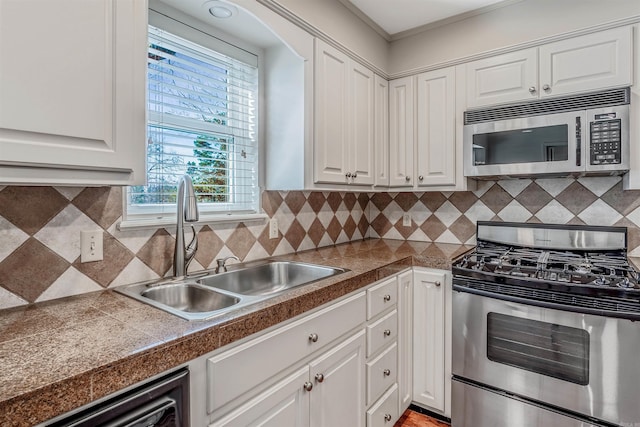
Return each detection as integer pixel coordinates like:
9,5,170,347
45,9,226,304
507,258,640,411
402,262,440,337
174,175,199,278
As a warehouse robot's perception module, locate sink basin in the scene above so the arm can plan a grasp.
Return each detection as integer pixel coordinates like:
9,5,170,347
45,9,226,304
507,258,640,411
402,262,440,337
198,261,347,296
141,284,240,313
115,261,348,321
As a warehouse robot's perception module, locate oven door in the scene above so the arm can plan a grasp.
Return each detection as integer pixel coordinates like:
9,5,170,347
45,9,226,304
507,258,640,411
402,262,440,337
452,289,640,426
463,111,586,178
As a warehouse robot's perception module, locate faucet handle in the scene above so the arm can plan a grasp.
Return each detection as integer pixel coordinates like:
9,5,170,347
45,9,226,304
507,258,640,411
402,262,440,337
215,256,239,273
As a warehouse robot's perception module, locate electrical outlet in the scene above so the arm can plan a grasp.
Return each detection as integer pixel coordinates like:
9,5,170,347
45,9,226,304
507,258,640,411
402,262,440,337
80,231,103,262
402,213,411,227
269,218,279,239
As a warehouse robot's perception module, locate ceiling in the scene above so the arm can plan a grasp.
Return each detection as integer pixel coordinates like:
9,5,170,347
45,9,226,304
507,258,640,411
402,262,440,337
341,0,510,36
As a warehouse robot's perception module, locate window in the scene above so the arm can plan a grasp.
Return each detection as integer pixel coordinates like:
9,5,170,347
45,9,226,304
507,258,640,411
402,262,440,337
125,18,259,226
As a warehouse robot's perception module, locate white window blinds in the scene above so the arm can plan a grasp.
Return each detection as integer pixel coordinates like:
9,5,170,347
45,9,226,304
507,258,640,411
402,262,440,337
126,23,258,222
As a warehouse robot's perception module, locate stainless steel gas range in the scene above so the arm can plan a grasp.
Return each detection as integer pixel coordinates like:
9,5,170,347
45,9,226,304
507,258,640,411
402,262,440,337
451,221,640,427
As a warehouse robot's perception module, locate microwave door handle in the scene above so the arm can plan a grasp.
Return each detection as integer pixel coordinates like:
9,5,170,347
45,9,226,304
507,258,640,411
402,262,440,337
575,116,582,167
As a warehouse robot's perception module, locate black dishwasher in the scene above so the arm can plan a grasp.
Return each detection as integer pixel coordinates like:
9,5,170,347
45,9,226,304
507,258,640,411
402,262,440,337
43,368,189,427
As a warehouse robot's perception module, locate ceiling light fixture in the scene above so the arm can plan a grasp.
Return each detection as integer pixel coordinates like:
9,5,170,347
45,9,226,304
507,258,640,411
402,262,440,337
208,2,236,19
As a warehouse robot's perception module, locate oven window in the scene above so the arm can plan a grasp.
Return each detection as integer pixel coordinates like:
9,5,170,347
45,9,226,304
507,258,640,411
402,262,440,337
472,124,568,166
487,313,589,385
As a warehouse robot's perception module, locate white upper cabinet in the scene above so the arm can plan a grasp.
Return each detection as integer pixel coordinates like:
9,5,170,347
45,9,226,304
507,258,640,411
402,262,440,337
416,68,456,187
465,48,538,108
466,26,632,108
389,76,415,187
539,26,633,98
0,0,147,185
314,39,374,186
374,75,390,187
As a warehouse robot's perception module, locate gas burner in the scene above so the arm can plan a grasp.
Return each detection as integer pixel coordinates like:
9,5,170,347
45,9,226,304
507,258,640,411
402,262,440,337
592,276,611,286
454,235,640,293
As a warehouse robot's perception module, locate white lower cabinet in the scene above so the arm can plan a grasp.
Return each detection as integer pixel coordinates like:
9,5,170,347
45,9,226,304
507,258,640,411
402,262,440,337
397,270,413,414
365,275,404,426
412,268,452,417
210,367,311,427
195,291,367,427
192,267,450,426
309,331,365,427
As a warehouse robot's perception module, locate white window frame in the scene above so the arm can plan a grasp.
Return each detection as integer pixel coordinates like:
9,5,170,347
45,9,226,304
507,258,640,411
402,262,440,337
120,10,265,230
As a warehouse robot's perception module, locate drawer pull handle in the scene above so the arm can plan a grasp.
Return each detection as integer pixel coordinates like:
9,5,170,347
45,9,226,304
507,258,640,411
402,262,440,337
384,414,392,422
308,333,319,343
383,329,391,336
383,369,391,376
435,281,441,287
383,294,391,302
303,382,313,392
315,373,324,383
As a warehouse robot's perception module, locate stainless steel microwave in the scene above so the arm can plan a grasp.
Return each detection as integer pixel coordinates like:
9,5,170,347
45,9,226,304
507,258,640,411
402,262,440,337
463,88,630,179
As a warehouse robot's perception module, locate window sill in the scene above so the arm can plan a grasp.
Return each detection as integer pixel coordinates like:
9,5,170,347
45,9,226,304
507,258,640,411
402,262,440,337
118,213,269,231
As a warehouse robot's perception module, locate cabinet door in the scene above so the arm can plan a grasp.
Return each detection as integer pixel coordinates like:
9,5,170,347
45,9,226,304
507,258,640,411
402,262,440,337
397,271,413,414
314,39,349,184
389,77,415,187
210,367,310,427
539,26,632,98
0,0,146,185
374,75,390,187
349,62,375,185
412,270,446,412
465,48,538,108
416,68,456,187
309,330,365,427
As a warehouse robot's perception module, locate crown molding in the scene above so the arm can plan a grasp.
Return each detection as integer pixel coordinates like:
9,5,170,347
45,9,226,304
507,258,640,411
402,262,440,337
256,0,389,77
389,15,640,79
335,0,391,42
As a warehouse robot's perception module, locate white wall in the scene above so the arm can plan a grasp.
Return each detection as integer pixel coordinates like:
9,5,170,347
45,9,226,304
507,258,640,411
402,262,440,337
273,0,389,73
389,0,640,76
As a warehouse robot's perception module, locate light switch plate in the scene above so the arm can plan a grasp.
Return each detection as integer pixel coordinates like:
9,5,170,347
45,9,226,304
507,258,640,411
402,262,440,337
269,218,279,239
402,213,411,227
80,231,103,262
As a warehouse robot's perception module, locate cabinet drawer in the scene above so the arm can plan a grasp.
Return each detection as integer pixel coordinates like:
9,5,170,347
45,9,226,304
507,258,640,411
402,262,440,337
367,342,397,406
367,309,398,357
207,291,366,413
367,277,398,320
367,383,399,427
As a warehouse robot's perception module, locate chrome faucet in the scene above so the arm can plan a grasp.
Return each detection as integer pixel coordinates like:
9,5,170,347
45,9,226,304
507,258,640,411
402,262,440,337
173,175,199,278
215,256,239,274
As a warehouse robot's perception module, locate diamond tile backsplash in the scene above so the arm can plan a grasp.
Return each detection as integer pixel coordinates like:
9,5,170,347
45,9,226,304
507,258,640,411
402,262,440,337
2,176,640,308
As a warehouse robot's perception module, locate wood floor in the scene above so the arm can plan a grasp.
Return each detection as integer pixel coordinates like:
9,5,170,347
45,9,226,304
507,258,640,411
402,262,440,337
394,410,450,427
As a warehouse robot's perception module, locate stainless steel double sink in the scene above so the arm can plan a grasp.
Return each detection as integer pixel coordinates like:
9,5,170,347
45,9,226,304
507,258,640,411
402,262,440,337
115,261,348,321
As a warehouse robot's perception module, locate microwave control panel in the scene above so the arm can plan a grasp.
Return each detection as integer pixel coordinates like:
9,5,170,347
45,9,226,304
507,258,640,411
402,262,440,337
590,118,622,165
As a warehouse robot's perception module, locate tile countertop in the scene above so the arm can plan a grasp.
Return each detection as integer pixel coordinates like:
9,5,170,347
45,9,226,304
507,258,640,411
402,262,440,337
0,238,470,427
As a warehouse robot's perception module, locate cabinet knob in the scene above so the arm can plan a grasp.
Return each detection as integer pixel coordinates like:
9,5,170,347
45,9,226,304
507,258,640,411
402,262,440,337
383,329,391,336
352,172,357,178
384,414,392,422
528,86,536,93
303,382,313,392
435,281,441,287
543,84,551,91
345,172,352,178
405,176,411,182
383,369,391,376
383,294,391,302
315,373,325,383
418,175,424,181
308,333,319,342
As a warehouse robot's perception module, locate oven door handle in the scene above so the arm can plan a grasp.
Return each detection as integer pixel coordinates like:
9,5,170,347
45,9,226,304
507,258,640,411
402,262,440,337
453,283,640,321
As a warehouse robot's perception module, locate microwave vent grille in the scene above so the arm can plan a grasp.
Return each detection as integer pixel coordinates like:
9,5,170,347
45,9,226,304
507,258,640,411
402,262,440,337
464,87,630,124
